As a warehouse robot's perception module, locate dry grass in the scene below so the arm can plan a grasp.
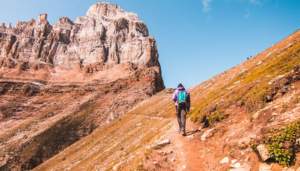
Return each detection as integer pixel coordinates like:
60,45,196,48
189,42,300,124
128,89,176,118
34,113,172,171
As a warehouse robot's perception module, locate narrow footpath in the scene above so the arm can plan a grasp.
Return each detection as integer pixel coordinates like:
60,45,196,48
167,119,205,171
144,119,225,171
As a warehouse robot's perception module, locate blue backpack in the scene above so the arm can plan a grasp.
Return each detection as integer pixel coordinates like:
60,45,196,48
178,90,188,105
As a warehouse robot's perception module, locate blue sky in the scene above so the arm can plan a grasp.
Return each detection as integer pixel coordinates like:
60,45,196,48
0,0,299,88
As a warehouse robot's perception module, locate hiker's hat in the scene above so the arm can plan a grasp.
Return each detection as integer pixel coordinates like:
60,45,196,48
178,83,183,88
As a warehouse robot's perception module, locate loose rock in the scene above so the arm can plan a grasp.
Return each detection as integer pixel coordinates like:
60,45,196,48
220,157,229,164
201,128,215,141
231,159,237,164
231,163,241,168
186,135,194,141
259,163,272,171
230,166,252,171
157,139,170,146
257,144,270,161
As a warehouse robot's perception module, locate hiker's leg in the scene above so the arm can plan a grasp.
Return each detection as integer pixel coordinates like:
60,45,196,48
176,106,181,133
180,106,187,132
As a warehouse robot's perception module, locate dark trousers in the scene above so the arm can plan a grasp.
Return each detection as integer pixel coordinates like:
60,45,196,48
176,106,187,131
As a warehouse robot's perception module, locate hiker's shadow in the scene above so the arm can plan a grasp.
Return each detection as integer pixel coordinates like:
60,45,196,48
185,130,199,136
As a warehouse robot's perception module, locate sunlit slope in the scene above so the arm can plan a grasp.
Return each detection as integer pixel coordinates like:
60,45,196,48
128,89,176,118
34,113,172,171
129,29,300,124
130,28,300,124
188,29,300,124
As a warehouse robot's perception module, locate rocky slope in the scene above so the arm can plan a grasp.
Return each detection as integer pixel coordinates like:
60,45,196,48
34,28,300,171
0,2,164,170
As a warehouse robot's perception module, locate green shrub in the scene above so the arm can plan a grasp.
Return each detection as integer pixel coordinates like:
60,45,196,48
259,121,300,165
207,112,222,124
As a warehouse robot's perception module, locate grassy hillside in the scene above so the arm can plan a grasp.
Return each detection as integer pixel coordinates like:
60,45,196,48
34,112,172,171
188,30,300,125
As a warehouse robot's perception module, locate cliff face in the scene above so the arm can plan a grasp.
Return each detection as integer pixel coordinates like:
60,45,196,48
0,2,164,170
0,2,162,74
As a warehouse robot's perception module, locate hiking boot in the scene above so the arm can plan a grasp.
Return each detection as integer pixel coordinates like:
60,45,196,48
180,130,186,136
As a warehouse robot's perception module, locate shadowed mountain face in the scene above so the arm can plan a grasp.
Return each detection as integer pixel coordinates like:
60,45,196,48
0,2,164,170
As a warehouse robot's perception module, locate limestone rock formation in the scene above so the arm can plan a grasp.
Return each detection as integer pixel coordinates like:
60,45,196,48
0,2,163,89
0,2,164,170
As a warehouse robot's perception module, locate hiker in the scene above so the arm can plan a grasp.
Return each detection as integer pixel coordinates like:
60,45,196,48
172,83,190,136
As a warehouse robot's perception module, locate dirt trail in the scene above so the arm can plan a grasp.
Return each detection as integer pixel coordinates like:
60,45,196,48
168,119,205,171
145,117,213,171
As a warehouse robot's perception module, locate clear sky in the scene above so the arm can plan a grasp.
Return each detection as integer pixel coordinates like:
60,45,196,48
0,0,299,88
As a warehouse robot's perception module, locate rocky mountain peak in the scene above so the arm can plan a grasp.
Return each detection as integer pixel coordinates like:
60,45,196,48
86,2,139,22
37,14,48,25
0,2,164,87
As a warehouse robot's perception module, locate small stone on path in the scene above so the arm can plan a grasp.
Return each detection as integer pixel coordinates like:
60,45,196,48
230,166,252,171
231,163,241,168
220,157,229,164
186,135,194,141
158,139,170,146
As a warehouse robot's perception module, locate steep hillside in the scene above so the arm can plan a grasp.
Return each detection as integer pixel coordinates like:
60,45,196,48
34,29,300,170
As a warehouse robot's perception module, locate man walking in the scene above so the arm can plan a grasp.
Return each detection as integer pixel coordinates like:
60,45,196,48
172,83,190,136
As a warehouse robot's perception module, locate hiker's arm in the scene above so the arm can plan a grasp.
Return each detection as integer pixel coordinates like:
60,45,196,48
172,91,177,102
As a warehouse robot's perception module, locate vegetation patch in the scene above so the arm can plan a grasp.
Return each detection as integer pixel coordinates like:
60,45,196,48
251,121,300,165
207,111,227,125
293,97,300,105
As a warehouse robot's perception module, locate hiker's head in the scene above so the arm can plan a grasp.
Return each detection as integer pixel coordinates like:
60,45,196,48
178,83,183,88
